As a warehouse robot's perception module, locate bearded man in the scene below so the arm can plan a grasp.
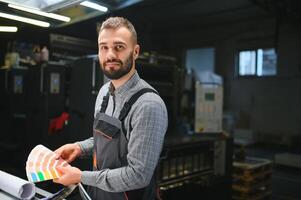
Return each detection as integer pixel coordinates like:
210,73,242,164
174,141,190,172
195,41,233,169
53,17,168,200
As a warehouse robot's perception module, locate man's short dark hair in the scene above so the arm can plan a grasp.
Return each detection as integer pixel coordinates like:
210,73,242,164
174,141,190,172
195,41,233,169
97,17,137,44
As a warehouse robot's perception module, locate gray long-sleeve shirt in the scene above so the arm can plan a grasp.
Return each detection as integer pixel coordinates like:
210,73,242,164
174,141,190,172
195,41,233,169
77,71,168,192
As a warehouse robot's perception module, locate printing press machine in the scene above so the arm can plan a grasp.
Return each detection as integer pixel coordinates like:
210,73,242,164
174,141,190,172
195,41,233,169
158,133,233,200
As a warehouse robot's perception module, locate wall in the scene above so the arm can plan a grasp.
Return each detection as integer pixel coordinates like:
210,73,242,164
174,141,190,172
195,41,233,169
159,16,301,143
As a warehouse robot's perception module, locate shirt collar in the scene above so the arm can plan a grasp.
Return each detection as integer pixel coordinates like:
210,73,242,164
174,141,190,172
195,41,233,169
110,71,140,97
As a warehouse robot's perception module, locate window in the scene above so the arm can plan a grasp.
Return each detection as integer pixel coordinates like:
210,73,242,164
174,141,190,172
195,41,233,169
238,48,277,76
186,48,215,73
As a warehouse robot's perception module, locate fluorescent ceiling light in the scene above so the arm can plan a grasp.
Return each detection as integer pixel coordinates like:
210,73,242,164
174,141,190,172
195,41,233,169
8,4,70,22
80,1,108,12
0,12,50,27
0,26,17,32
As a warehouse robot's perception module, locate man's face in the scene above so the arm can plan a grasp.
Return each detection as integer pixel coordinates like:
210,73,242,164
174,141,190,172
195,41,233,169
98,27,139,80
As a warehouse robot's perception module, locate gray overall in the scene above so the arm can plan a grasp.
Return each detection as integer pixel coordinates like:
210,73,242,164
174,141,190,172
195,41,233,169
89,88,159,200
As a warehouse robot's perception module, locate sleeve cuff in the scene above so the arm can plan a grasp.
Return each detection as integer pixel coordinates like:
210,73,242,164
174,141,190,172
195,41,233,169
81,171,97,186
75,139,93,158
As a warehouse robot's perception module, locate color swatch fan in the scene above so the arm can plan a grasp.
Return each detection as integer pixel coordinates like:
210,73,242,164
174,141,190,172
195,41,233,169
26,144,69,183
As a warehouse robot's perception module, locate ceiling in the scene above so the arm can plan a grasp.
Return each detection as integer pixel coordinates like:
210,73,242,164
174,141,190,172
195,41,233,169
0,0,300,39
0,0,143,28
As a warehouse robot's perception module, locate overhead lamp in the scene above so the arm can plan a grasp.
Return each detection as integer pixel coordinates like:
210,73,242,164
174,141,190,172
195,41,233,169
8,4,70,22
0,26,17,32
80,1,108,12
0,12,50,27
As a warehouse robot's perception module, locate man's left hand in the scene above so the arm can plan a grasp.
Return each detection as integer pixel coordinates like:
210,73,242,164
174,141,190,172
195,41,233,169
53,166,82,186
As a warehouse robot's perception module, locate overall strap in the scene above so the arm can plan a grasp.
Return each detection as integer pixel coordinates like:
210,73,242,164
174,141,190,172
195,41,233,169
99,92,110,113
118,88,159,122
120,89,159,200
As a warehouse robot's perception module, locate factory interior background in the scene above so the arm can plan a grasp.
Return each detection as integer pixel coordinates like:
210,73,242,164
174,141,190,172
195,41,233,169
0,0,301,199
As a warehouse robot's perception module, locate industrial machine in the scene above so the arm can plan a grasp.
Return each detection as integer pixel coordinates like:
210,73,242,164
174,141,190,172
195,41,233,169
158,133,233,200
67,55,104,142
136,58,183,134
0,68,13,138
0,67,30,173
0,63,68,176
24,63,67,151
67,55,105,171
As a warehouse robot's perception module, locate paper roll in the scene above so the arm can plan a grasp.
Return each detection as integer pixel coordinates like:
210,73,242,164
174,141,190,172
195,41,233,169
0,170,35,199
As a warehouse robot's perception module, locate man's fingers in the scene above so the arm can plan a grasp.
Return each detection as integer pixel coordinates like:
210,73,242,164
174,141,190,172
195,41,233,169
54,153,61,160
53,166,81,186
64,155,72,163
53,178,59,183
56,166,62,172
66,153,77,163
56,166,68,185
54,147,64,159
53,177,67,186
54,144,81,163
56,166,68,173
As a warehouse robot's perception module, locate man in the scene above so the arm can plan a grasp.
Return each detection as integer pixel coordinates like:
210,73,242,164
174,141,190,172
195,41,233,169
53,17,168,200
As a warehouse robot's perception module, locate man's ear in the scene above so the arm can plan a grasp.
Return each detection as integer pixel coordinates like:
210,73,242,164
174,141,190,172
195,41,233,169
133,44,140,60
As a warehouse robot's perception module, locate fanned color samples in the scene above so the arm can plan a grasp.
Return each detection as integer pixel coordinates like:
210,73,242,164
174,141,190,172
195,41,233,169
26,145,69,182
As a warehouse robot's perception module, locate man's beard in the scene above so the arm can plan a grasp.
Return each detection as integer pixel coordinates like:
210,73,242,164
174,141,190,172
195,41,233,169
101,53,133,80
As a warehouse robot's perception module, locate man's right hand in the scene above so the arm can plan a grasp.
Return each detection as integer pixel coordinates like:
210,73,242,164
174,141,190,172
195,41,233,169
54,143,82,163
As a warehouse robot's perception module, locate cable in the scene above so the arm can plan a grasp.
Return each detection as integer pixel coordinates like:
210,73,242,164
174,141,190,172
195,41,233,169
78,183,92,200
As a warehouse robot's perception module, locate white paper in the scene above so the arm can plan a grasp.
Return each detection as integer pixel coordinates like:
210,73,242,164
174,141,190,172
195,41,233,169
0,170,35,200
